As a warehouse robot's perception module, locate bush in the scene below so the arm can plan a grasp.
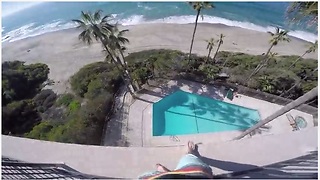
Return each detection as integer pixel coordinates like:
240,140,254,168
223,52,262,69
37,92,113,145
25,121,55,140
70,62,123,98
68,100,81,113
2,61,49,105
2,100,41,135
132,67,149,85
33,89,57,111
126,49,184,78
56,93,75,106
85,79,105,99
84,72,122,100
198,64,221,80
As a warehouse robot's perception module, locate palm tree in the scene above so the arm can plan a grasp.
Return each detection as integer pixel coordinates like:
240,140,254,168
106,25,137,91
247,27,290,80
288,40,317,70
266,27,291,57
248,52,278,79
205,38,215,63
72,10,134,94
72,10,113,45
106,25,129,64
188,2,214,64
213,33,225,63
235,86,318,140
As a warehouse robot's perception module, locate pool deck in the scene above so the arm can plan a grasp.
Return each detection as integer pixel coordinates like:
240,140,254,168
126,79,315,147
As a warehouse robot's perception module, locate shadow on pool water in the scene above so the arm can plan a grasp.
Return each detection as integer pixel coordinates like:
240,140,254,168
153,90,261,136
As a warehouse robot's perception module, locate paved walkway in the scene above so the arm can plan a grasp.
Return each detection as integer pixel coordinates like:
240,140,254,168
102,84,133,146
2,127,317,178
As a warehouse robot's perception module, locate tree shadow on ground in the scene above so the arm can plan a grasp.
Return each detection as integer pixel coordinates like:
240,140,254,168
202,150,318,179
136,79,225,104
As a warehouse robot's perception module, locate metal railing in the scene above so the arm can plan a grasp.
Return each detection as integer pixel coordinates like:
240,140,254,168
2,157,110,179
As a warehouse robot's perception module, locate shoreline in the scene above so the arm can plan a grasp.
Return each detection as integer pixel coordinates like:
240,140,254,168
2,22,316,46
2,23,318,94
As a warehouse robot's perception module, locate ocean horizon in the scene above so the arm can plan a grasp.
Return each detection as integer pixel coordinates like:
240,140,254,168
2,2,318,43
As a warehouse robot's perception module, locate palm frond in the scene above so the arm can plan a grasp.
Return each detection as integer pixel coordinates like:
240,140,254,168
93,10,103,21
119,29,129,36
267,31,274,36
72,19,85,25
81,11,92,24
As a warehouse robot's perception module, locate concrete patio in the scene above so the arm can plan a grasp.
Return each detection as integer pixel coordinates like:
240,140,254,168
126,79,315,147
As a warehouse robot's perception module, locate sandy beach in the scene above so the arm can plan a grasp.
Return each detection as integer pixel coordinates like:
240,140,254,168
2,23,318,94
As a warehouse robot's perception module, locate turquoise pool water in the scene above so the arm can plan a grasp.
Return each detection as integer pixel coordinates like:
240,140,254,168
152,90,260,136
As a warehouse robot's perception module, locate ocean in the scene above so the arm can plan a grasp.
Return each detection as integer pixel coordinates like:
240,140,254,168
2,2,318,43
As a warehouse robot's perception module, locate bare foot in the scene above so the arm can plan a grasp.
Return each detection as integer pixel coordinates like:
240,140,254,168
187,141,196,154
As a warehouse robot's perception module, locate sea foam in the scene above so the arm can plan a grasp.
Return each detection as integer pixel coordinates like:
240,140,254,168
2,21,76,43
121,14,317,43
2,14,317,43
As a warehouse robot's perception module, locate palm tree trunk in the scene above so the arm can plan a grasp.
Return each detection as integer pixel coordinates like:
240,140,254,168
247,62,264,80
235,86,318,140
213,41,222,63
119,51,137,91
206,47,212,64
98,36,134,95
188,10,200,64
265,44,273,58
247,45,274,81
116,55,137,92
280,68,318,97
254,57,271,75
120,51,129,67
288,52,307,70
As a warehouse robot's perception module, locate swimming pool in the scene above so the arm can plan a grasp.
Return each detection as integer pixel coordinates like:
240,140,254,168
152,90,260,136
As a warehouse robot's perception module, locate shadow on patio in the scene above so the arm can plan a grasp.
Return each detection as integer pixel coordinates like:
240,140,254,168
209,150,318,179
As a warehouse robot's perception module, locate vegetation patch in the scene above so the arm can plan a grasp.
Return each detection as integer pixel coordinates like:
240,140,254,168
126,49,317,105
56,93,75,106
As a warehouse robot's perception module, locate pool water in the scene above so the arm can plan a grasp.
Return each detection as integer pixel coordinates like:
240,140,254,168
152,90,260,136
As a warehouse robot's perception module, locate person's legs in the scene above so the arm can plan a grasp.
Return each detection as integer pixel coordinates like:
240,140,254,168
175,141,211,171
138,164,167,178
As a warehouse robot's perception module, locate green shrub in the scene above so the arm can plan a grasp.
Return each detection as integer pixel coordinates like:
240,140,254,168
2,99,41,135
56,93,75,106
84,71,122,100
70,62,111,97
227,54,260,69
84,79,105,99
2,61,49,105
126,49,185,77
198,64,221,80
46,123,72,143
33,89,57,111
25,121,55,140
70,62,122,98
68,100,81,113
302,81,317,92
132,67,149,85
